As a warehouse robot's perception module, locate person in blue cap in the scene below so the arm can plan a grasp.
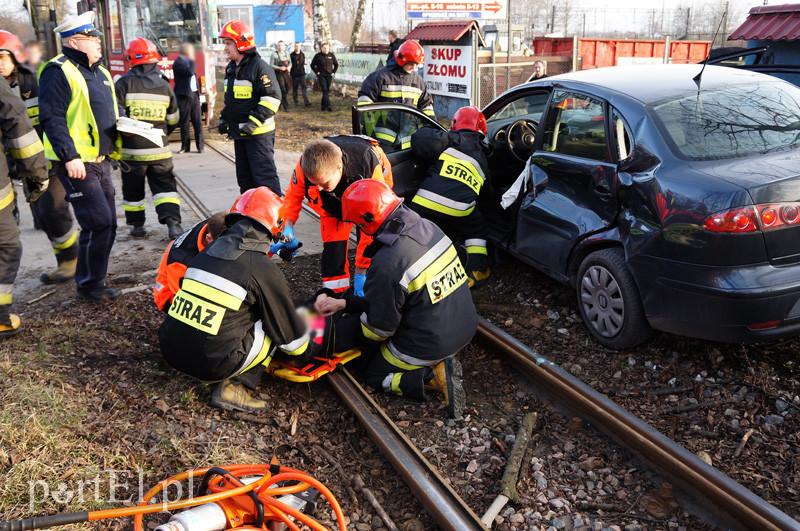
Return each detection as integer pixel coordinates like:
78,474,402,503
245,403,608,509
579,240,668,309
39,11,123,302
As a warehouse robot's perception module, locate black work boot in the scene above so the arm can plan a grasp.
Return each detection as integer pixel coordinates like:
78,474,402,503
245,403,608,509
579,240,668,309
77,286,120,302
130,225,146,238
425,358,465,419
166,219,184,240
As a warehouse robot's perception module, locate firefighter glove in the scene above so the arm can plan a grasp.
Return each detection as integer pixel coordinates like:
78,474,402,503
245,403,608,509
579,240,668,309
23,177,48,203
353,272,366,297
239,122,258,136
218,120,229,135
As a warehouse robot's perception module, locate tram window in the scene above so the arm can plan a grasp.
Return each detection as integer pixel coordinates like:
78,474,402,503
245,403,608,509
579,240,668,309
128,0,202,52
219,6,253,33
108,0,123,53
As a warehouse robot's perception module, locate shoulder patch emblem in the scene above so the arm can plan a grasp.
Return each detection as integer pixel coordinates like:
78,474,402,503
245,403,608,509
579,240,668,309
261,74,271,88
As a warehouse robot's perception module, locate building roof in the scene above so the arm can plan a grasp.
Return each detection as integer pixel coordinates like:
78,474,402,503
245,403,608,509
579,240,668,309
729,3,800,41
405,20,485,46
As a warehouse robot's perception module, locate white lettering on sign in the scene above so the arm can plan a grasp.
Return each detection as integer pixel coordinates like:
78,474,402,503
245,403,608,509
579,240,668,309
422,45,472,100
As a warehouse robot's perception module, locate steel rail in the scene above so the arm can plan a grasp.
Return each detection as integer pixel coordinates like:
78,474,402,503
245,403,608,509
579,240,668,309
477,319,799,531
177,143,486,530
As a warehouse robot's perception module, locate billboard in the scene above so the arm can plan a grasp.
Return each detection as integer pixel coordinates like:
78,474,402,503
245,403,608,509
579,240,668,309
406,0,506,19
422,44,472,99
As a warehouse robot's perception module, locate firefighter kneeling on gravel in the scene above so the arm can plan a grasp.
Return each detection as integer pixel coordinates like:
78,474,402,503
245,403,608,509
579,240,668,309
159,187,319,412
410,106,492,288
314,180,477,418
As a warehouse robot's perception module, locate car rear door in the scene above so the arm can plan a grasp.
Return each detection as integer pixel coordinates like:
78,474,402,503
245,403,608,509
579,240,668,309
512,89,624,277
352,103,445,198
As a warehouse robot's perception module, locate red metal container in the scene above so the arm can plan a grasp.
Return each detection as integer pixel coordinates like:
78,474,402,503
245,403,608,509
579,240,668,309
533,37,711,69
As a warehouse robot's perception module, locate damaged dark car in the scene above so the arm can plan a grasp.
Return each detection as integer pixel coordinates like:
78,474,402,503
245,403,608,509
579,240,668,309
353,64,800,349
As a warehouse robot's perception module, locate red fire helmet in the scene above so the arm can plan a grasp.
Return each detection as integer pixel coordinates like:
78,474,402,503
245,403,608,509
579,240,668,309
0,31,25,64
219,20,256,52
229,186,284,235
394,39,424,67
451,106,487,136
341,180,402,235
126,37,161,67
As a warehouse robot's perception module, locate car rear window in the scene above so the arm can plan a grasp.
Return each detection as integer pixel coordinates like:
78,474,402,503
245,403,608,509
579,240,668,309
651,81,800,160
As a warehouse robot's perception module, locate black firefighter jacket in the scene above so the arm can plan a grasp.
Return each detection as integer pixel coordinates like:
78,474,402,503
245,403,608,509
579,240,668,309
115,64,180,163
221,50,281,139
411,128,490,215
159,218,312,381
355,204,478,364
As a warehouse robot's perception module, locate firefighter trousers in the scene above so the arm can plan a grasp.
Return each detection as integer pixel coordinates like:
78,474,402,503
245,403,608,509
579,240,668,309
319,214,371,292
233,135,281,196
31,175,78,265
0,198,21,324
121,159,181,226
333,313,434,401
409,201,489,273
55,160,116,291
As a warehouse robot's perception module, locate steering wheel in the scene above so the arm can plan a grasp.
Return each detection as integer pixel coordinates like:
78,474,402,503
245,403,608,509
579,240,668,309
507,119,538,162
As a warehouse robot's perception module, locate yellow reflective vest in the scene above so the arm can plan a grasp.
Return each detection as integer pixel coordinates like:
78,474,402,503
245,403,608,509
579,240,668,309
41,54,121,162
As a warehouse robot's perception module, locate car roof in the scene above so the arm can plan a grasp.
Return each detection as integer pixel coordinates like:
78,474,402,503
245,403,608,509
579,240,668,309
532,64,783,104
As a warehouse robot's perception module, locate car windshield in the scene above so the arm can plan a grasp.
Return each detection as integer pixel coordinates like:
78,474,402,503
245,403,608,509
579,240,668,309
651,81,800,160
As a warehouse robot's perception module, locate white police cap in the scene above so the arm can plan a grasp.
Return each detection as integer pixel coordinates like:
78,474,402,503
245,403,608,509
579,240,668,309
54,11,102,38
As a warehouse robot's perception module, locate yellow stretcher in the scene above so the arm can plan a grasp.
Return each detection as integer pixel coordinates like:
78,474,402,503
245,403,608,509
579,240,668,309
266,349,361,383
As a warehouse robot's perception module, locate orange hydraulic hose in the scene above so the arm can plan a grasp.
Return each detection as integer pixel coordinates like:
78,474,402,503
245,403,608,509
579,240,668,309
258,472,348,531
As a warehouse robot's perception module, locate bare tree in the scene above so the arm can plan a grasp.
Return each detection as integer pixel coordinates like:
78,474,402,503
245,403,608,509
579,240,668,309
313,0,333,48
349,0,367,50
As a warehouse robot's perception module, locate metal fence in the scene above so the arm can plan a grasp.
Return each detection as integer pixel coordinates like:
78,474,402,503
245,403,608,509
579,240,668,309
477,58,573,107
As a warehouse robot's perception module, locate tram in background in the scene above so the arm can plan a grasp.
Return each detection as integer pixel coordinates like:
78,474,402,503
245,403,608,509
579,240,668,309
82,0,218,122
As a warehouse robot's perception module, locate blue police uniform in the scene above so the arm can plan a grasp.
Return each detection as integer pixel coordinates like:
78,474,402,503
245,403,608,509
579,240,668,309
39,19,123,300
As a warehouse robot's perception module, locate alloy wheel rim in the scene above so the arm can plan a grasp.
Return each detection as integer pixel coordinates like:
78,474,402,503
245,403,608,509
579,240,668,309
580,265,624,338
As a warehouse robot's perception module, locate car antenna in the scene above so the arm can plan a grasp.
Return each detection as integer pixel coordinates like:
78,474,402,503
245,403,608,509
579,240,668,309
693,7,728,88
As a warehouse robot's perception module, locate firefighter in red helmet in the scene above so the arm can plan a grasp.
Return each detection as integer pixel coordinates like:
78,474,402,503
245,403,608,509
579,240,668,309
357,39,434,151
159,187,320,412
314,180,477,418
115,37,183,239
218,20,283,196
409,106,492,288
0,30,77,285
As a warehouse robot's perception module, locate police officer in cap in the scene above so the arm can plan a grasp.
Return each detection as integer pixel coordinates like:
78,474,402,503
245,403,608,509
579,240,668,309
218,20,282,195
40,12,123,301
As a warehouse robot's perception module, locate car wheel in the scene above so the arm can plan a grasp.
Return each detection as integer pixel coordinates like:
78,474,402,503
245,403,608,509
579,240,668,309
576,248,652,349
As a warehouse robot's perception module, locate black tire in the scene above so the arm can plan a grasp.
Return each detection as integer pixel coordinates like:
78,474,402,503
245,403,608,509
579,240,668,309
576,248,652,349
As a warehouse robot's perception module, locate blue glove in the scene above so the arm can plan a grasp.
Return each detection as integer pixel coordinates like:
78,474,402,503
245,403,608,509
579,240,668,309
353,273,367,297
281,223,295,242
270,238,303,262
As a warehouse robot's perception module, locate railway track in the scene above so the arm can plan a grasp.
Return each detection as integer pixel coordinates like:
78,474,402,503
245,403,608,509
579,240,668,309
191,140,798,530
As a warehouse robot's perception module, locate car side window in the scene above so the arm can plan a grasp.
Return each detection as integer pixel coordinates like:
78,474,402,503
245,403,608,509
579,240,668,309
543,91,611,162
488,92,550,123
611,109,633,161
358,108,428,153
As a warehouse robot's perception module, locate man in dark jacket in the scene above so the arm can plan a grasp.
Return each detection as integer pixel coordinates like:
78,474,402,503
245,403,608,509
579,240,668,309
310,42,338,112
116,38,183,239
218,20,282,195
40,11,122,302
314,180,476,418
290,42,310,107
173,43,203,153
160,187,318,412
0,68,49,337
0,30,78,285
409,106,492,288
386,30,404,67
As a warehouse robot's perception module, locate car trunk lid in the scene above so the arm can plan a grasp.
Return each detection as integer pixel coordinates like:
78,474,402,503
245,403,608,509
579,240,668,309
704,149,800,263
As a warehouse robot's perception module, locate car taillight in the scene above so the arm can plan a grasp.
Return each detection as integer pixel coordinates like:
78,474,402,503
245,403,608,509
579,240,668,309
703,206,758,233
704,202,800,233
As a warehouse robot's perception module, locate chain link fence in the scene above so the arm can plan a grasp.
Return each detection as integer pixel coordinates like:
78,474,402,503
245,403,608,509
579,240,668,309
477,57,574,108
